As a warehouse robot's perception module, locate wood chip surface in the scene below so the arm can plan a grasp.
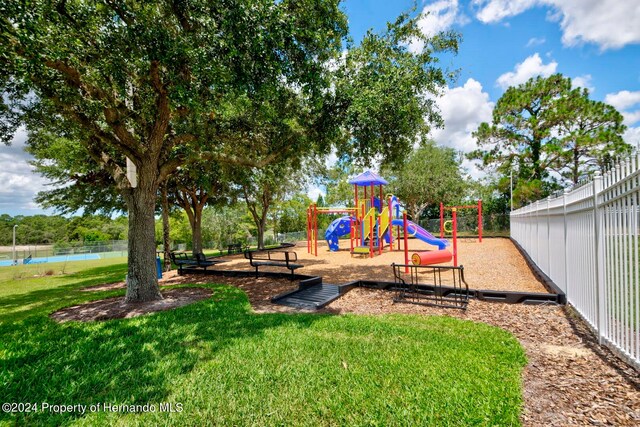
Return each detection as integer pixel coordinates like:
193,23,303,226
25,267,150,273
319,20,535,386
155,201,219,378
213,238,548,293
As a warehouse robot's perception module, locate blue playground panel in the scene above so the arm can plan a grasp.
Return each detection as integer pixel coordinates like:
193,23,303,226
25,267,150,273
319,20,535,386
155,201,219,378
0,253,101,267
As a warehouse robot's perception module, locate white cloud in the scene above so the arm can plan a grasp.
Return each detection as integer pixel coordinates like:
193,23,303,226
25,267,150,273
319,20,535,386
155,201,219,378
549,0,640,50
605,90,640,111
620,111,640,127
526,37,546,47
473,0,640,50
0,129,52,215
409,0,468,53
605,90,640,127
496,53,557,89
622,127,640,148
430,78,494,178
572,74,594,94
473,0,537,24
306,185,324,203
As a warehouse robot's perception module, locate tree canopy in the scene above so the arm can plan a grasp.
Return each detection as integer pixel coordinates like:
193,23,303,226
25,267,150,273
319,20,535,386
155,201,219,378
1,0,349,302
384,142,467,221
333,11,460,169
2,2,461,301
469,74,630,206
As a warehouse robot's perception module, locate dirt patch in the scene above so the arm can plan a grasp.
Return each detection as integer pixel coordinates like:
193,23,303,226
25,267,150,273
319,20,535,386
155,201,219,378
51,287,212,322
82,281,127,292
81,270,302,313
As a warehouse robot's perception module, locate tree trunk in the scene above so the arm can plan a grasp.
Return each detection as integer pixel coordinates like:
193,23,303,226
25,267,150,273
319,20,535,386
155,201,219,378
191,206,203,254
572,147,580,184
256,217,266,249
161,184,172,272
532,138,542,179
124,170,162,303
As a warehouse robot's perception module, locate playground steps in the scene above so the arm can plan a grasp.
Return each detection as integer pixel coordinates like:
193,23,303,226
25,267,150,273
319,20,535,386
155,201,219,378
352,246,370,255
272,284,341,309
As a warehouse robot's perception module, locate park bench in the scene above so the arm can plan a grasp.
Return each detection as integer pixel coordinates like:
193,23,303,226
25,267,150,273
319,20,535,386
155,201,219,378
244,250,303,277
227,243,248,255
170,251,225,274
169,252,199,273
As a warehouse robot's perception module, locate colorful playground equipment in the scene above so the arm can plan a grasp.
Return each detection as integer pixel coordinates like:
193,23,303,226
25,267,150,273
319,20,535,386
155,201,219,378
440,200,482,242
306,171,454,271
411,207,458,267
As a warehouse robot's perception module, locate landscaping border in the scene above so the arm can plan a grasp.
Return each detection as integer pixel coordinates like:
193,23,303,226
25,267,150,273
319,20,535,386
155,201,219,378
180,264,565,308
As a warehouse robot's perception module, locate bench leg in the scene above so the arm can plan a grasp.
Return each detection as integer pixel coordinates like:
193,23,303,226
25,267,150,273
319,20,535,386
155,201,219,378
255,266,259,278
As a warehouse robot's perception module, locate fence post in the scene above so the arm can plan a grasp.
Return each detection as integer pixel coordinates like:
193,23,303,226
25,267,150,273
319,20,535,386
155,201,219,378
535,200,540,264
563,188,569,294
593,171,605,344
547,197,551,276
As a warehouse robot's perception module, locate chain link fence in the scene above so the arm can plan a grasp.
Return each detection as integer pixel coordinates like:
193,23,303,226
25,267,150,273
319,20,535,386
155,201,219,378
0,240,129,265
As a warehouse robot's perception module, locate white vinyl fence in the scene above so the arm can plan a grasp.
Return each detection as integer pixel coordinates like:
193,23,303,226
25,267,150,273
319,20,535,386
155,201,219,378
511,155,640,369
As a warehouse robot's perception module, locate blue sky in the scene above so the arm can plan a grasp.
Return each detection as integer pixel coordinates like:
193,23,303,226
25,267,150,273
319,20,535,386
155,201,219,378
2,0,640,215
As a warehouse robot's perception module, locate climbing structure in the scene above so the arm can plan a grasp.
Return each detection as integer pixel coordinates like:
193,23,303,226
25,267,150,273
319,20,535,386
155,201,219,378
307,171,449,266
349,170,392,257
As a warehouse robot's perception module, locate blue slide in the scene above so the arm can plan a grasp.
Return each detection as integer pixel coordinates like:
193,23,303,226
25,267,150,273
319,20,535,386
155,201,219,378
390,218,449,250
325,216,353,251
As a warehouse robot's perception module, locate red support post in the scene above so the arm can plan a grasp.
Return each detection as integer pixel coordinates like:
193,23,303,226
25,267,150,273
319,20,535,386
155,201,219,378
350,217,355,254
307,206,311,254
478,199,483,243
403,211,409,273
354,185,359,246
452,208,458,267
354,185,358,217
314,204,318,256
363,186,367,208
440,202,444,238
388,196,393,252
369,212,374,258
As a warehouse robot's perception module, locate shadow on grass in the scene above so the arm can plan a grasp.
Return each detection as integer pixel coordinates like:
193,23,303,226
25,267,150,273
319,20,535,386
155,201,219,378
0,263,128,323
0,285,326,425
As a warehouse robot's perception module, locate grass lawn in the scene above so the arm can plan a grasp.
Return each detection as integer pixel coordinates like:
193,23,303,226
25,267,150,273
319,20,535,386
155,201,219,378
1,260,527,426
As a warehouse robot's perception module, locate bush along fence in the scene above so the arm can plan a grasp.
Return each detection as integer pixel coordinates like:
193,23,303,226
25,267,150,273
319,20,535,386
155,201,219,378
511,154,640,370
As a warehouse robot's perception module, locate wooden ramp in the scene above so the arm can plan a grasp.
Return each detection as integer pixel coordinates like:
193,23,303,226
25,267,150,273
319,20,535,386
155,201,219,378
272,284,341,309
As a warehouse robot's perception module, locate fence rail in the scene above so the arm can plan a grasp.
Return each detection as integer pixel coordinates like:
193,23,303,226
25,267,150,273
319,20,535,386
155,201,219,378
0,240,129,262
511,154,640,369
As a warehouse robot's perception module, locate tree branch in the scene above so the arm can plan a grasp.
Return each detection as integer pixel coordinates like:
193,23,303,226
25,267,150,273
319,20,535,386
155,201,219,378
148,60,171,159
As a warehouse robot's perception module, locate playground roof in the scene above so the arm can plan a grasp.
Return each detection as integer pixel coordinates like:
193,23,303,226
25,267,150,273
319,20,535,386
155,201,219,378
348,170,388,186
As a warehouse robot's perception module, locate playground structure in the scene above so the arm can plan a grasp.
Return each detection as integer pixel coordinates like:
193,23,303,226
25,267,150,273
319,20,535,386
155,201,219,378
306,171,457,271
411,208,458,267
440,200,482,242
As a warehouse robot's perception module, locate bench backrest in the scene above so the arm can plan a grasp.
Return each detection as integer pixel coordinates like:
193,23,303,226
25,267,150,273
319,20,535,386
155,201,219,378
228,243,244,254
245,250,297,263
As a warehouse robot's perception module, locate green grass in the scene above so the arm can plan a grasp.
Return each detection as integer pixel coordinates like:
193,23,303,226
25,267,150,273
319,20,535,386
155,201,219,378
0,260,527,426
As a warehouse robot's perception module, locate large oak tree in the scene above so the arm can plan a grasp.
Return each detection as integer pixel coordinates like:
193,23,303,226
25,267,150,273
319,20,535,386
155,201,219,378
1,0,347,302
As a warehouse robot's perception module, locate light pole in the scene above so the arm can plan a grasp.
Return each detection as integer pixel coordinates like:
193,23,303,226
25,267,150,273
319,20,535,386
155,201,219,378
12,225,17,266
